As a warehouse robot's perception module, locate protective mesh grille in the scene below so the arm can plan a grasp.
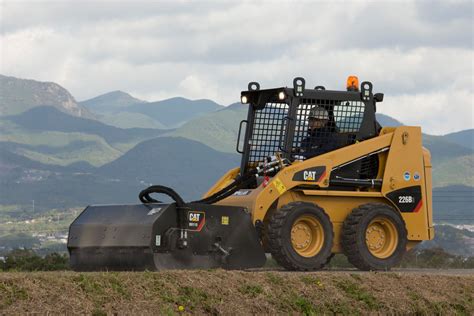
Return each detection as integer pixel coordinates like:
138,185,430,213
292,99,365,159
249,103,289,163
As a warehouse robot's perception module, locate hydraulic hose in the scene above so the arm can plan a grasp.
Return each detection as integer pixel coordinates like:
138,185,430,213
139,185,186,207
137,156,289,249
138,156,288,207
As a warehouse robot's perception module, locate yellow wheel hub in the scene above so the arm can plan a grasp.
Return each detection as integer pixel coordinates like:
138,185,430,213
291,215,324,257
365,216,398,259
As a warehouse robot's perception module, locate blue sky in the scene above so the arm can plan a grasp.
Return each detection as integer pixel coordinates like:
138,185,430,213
1,0,472,134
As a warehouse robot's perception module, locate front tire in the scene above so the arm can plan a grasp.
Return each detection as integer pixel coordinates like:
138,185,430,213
267,202,334,271
342,203,407,271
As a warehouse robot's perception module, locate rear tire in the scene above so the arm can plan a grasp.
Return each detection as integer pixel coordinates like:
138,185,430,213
342,203,407,271
267,202,333,271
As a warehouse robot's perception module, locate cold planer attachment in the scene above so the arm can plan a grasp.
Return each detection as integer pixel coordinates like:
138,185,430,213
68,203,266,271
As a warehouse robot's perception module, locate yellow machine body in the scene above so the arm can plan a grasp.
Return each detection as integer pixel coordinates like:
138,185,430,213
206,126,434,253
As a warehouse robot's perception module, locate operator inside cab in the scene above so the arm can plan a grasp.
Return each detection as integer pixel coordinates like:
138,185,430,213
298,106,339,158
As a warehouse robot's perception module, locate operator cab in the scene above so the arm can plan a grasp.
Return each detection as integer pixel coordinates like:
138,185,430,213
237,76,384,184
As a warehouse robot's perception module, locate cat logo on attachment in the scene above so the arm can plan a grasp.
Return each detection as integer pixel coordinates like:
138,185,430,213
187,211,205,231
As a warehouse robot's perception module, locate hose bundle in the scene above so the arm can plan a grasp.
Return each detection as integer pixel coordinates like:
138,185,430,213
138,155,289,207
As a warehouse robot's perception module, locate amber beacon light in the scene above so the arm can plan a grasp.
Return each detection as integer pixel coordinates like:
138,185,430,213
346,75,359,91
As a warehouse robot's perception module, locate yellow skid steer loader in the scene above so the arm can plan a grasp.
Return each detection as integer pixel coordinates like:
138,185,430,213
68,76,433,271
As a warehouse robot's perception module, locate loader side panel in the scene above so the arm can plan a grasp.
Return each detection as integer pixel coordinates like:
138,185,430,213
422,147,434,239
381,127,431,240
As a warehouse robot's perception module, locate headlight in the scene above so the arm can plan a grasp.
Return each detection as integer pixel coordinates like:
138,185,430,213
278,91,286,100
241,95,248,104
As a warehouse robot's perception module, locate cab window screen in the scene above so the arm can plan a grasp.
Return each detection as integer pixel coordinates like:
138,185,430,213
292,99,365,159
334,101,365,132
249,103,289,163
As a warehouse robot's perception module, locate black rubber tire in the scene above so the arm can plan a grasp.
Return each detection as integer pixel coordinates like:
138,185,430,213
267,202,334,271
342,203,408,271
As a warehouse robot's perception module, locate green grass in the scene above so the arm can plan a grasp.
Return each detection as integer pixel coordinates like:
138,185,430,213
335,279,380,310
292,295,317,315
106,273,131,299
266,272,284,285
238,283,263,297
176,286,216,313
0,281,28,308
300,275,324,287
73,274,106,297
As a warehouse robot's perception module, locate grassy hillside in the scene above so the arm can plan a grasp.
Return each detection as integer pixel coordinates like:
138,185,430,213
0,137,239,209
0,130,121,167
97,112,167,129
419,225,474,257
99,136,240,200
432,155,474,187
7,106,165,144
124,97,223,128
444,129,474,150
0,107,167,166
79,91,168,129
0,271,472,314
167,103,248,152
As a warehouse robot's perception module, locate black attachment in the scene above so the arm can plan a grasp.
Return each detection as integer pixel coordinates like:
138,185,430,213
68,203,266,271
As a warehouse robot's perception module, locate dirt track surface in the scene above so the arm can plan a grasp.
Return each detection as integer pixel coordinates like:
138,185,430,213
1,270,473,315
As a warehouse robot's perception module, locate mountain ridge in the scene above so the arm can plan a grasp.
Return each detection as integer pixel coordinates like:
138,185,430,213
0,74,94,119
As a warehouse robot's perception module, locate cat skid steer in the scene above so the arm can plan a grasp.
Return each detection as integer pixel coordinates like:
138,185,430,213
67,76,434,271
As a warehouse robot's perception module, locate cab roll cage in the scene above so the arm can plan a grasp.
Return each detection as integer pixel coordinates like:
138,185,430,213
237,77,383,175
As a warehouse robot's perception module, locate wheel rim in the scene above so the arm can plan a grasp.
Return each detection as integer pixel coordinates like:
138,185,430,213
365,216,398,259
291,215,324,257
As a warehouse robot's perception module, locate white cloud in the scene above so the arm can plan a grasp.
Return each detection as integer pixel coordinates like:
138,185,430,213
0,0,472,134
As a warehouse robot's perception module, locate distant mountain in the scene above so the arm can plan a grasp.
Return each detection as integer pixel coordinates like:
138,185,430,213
0,139,122,167
432,155,473,188
0,137,240,209
376,113,403,127
0,149,122,209
423,134,472,162
443,129,474,150
419,224,474,257
97,112,167,129
0,74,93,119
124,97,223,128
6,106,165,144
80,90,146,113
99,137,240,200
433,185,474,224
167,102,248,153
80,91,166,129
